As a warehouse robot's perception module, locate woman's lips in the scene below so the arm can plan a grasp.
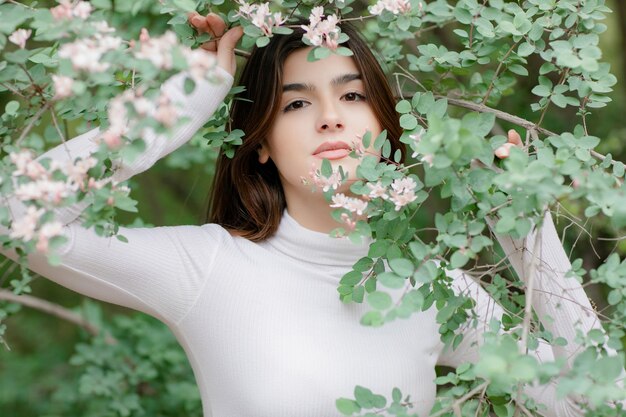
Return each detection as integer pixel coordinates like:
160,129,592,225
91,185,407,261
313,149,350,160
313,141,351,160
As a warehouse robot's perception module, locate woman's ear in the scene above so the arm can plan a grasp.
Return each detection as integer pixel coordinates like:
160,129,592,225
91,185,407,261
258,142,270,164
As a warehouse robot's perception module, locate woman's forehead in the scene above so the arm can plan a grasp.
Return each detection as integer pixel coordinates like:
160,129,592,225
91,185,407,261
282,48,361,85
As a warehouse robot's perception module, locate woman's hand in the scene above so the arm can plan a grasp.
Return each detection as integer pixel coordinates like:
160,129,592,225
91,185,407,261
188,12,243,77
494,129,523,159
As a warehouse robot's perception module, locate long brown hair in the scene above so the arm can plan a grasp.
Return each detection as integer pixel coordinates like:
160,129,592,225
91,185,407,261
207,21,404,241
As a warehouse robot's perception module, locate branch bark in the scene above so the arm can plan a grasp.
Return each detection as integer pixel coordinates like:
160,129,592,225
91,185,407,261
0,290,101,337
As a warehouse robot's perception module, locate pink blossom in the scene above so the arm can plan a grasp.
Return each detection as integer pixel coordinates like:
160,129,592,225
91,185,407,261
181,48,218,81
51,0,92,20
340,213,356,231
369,0,411,15
87,177,106,190
236,1,286,37
154,93,178,128
304,164,343,192
388,177,418,211
366,181,389,200
92,20,116,34
36,221,64,254
420,154,434,167
10,151,47,180
52,75,74,99
58,31,122,73
135,30,178,70
409,131,422,158
330,193,368,215
50,1,73,20
9,29,32,49
351,137,365,157
9,206,44,242
102,129,123,150
301,7,341,51
14,179,70,205
72,1,93,19
64,157,97,191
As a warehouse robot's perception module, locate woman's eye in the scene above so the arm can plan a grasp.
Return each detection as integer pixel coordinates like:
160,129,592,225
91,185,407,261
284,100,307,112
344,92,366,102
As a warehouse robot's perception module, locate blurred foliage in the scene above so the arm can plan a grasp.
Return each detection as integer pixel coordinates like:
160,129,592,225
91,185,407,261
1,0,625,416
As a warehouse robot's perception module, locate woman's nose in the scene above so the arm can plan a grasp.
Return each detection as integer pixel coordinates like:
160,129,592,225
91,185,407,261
316,102,344,133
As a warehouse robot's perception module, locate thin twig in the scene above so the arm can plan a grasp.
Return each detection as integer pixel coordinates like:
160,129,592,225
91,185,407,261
520,215,544,353
482,40,521,104
16,102,51,145
429,382,490,417
0,290,101,337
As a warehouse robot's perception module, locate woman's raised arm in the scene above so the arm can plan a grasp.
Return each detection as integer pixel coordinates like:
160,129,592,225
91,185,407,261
0,19,242,326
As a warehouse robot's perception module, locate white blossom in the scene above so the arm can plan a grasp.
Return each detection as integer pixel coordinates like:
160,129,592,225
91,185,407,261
236,1,286,37
50,0,92,20
330,193,368,215
14,179,70,205
301,7,341,50
135,30,178,70
36,221,64,254
305,164,343,192
369,0,411,16
388,177,418,211
64,157,98,191
10,151,47,180
9,206,44,242
366,181,389,200
181,48,218,81
52,75,74,99
9,29,32,49
58,29,122,73
153,93,178,128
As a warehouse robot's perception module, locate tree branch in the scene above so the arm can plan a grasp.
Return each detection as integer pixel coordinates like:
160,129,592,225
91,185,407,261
0,290,101,337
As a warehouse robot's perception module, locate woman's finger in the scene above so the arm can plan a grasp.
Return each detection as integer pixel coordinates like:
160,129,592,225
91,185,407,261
205,13,226,37
507,129,523,146
188,12,210,32
216,26,243,76
495,142,515,159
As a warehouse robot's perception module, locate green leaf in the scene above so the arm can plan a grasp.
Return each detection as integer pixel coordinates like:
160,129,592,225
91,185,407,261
367,291,392,310
395,100,411,114
336,398,361,415
392,387,402,403
173,0,196,11
531,85,551,97
508,64,528,76
255,36,270,48
183,77,195,94
450,251,469,268
354,386,375,408
495,216,515,233
321,158,332,177
5,100,19,115
389,258,414,276
518,42,534,57
378,272,405,289
360,310,384,327
399,114,418,130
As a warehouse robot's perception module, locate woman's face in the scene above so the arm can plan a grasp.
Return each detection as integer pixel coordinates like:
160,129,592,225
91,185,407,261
259,47,382,196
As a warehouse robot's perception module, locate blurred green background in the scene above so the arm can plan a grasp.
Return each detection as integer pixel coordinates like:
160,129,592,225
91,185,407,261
1,0,625,415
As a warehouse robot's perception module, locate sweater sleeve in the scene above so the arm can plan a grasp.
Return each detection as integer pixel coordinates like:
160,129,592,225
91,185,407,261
438,212,601,416
1,66,233,325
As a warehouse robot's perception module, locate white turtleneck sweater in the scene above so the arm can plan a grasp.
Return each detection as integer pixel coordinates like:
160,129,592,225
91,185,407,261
2,66,601,417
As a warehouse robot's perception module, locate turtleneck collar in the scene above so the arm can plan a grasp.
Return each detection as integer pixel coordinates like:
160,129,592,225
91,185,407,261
264,210,371,270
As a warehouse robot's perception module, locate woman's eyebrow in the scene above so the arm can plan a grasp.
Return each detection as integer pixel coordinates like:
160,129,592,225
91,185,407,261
282,73,362,93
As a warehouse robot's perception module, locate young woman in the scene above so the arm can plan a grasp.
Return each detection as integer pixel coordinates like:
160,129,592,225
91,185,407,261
1,12,602,417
